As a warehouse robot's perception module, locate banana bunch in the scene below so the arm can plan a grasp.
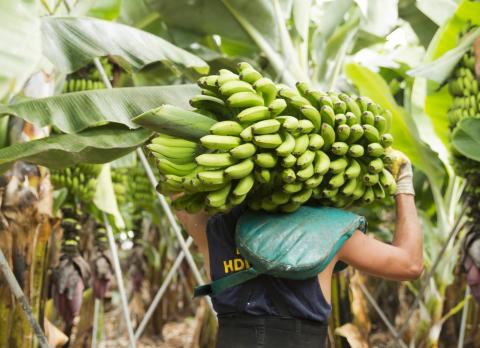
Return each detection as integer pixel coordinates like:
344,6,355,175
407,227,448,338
447,23,480,235
112,167,129,207
63,78,105,93
50,164,102,203
128,162,157,219
147,62,397,213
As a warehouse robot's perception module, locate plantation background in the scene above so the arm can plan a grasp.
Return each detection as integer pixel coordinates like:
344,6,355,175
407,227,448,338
0,0,479,347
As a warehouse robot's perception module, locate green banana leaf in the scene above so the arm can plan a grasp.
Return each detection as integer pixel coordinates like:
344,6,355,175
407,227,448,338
398,0,437,47
0,125,152,174
345,63,445,188
94,163,125,229
132,105,216,141
134,0,279,49
0,85,200,133
41,16,209,74
0,0,42,101
421,0,480,146
451,118,480,162
87,0,122,20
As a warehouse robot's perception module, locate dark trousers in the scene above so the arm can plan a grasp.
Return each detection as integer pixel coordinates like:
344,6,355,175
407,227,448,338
216,314,327,348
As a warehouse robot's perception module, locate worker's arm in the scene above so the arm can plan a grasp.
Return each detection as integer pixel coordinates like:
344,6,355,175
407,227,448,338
338,154,423,280
175,209,210,257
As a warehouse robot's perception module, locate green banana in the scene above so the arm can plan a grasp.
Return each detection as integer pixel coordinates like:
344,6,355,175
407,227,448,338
297,119,315,134
271,191,291,205
227,92,264,108
225,158,255,179
373,183,385,200
254,168,271,183
345,159,361,179
292,134,310,156
147,143,196,164
297,163,314,181
347,124,364,144
380,133,393,148
280,202,302,213
198,75,219,92
239,68,262,84
252,119,281,135
328,172,345,189
254,77,277,105
268,99,288,116
363,173,379,186
361,111,375,126
281,168,296,183
320,105,336,126
368,158,384,174
240,125,254,141
219,80,254,96
314,151,331,175
282,154,297,168
300,106,321,131
200,135,242,151
363,124,380,143
347,144,364,158
253,134,283,149
283,181,303,194
361,186,375,204
254,153,278,168
367,102,380,115
276,116,299,131
308,134,324,150
292,188,313,204
329,157,348,174
195,153,237,167
342,178,358,195
367,143,385,157
335,113,347,126
297,150,315,168
217,70,239,85
197,170,227,185
374,115,387,134
230,143,257,159
276,132,296,156
261,199,278,213
352,181,366,200
210,121,244,136
305,174,323,189
157,158,197,176
233,173,255,196
331,142,349,156
345,112,358,126
336,124,350,142
206,183,231,207
190,95,230,119
230,193,247,205
237,106,270,123
152,135,197,148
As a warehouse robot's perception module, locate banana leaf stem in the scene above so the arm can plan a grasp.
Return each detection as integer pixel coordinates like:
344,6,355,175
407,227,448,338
103,213,136,348
91,299,101,348
457,287,471,348
0,248,50,348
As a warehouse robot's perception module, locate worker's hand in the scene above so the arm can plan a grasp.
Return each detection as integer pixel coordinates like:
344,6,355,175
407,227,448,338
391,150,414,196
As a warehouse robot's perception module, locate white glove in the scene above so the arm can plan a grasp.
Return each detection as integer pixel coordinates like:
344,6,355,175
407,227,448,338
394,153,415,196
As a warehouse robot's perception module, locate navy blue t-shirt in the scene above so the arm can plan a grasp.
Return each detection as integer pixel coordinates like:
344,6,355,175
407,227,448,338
206,205,332,323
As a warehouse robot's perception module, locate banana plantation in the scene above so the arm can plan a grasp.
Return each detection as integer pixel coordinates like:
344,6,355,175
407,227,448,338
1,0,480,347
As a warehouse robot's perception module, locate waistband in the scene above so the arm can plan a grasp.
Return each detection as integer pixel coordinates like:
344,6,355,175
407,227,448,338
218,313,328,335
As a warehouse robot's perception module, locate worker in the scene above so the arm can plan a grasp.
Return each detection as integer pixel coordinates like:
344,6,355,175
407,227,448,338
176,152,423,347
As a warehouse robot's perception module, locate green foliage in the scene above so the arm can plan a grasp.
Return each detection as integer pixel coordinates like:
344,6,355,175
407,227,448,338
452,118,480,161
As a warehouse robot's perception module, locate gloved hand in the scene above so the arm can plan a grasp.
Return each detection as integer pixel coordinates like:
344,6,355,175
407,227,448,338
389,150,415,196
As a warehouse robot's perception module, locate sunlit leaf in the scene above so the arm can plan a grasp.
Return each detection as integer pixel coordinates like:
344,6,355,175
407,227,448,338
94,164,125,229
0,85,200,133
0,125,152,173
398,0,438,47
451,118,480,161
0,0,42,101
87,0,122,20
41,16,209,74
345,63,445,187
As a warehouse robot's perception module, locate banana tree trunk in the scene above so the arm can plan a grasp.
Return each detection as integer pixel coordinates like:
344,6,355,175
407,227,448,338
0,162,53,348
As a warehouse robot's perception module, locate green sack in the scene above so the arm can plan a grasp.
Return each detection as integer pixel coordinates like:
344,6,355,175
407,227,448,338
194,206,366,297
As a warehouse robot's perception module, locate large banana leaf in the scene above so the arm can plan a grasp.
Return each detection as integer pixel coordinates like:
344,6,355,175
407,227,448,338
0,85,200,133
0,125,151,173
451,118,480,161
345,63,445,187
141,0,279,49
41,16,209,74
0,0,42,101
